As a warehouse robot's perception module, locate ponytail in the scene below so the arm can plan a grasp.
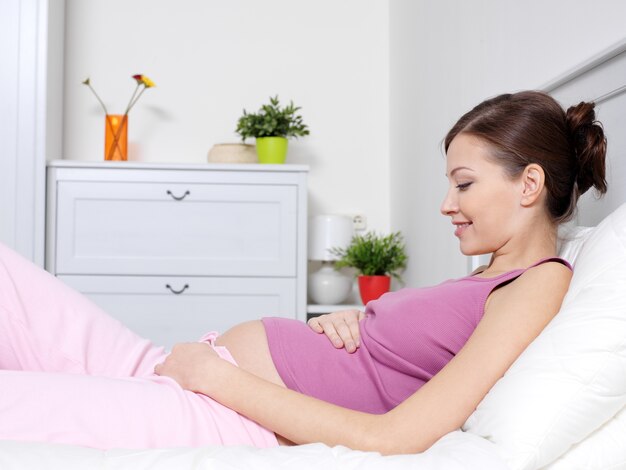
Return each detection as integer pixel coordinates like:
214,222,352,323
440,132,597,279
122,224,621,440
565,101,608,196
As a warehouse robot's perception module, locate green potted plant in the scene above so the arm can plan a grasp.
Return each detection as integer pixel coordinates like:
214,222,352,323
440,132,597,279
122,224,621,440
236,95,310,164
331,231,408,304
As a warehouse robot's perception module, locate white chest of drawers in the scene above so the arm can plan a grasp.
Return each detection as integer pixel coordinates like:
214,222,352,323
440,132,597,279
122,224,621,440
45,160,308,349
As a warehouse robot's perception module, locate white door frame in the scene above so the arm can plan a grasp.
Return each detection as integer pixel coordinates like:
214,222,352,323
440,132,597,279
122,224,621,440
0,0,49,266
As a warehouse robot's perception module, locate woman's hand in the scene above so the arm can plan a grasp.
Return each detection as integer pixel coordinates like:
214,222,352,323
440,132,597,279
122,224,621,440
154,342,219,392
307,309,365,353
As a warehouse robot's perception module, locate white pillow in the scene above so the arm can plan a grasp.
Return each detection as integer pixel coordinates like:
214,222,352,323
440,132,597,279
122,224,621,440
547,404,626,469
463,203,626,470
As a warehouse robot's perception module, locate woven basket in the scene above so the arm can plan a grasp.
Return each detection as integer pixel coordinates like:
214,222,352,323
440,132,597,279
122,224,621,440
208,143,257,163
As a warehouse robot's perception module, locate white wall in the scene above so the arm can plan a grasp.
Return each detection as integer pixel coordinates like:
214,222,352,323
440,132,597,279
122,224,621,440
62,0,626,287
63,0,390,233
390,0,626,287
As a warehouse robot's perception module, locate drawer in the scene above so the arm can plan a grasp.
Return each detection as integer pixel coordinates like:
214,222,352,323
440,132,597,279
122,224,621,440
53,181,298,276
59,275,297,350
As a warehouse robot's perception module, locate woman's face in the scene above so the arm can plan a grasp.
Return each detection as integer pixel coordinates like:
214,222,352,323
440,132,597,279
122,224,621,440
441,133,523,256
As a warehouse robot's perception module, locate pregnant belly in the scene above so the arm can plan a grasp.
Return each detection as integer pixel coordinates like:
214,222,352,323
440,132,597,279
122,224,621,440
214,320,286,388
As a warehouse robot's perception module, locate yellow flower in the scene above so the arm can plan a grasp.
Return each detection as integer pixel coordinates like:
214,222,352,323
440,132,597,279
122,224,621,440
142,76,155,88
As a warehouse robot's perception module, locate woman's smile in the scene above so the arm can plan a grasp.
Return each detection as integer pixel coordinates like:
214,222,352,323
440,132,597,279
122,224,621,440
453,221,472,238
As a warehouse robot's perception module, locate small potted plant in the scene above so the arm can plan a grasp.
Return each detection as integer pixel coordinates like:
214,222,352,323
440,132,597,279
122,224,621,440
236,95,310,164
331,231,407,304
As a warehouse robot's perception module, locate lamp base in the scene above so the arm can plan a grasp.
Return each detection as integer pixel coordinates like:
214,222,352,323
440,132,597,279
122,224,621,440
308,262,352,305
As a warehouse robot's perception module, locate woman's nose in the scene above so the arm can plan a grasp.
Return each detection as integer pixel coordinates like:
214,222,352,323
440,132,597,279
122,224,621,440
440,189,458,216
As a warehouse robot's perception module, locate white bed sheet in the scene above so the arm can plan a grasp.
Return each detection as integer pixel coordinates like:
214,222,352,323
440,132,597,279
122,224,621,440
0,430,508,470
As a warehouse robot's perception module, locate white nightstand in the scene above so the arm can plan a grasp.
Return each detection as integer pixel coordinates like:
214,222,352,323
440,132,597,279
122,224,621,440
45,160,308,349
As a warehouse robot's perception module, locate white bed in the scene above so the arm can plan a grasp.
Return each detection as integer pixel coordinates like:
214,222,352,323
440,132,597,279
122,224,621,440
2,42,626,470
0,432,506,470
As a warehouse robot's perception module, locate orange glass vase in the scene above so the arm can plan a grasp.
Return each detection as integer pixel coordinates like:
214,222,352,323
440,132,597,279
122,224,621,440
104,114,128,161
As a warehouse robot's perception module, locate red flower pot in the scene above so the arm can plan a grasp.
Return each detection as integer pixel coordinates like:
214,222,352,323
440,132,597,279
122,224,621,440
358,275,391,304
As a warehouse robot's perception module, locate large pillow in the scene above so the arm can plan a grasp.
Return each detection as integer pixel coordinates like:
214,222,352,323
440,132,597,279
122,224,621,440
548,404,626,469
462,203,626,470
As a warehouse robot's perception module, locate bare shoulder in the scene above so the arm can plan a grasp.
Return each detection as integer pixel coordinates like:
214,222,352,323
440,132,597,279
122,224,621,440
519,259,573,284
483,260,572,346
493,260,572,309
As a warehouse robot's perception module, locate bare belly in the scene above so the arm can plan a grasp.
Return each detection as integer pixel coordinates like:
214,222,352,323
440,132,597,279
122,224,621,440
214,320,291,445
214,320,286,388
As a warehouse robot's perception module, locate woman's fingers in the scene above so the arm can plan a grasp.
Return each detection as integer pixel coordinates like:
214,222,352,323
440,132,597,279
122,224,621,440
320,321,344,349
333,319,358,353
344,314,361,349
307,310,363,353
307,316,324,333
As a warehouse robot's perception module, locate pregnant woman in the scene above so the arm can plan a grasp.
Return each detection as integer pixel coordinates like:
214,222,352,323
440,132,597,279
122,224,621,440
0,91,607,454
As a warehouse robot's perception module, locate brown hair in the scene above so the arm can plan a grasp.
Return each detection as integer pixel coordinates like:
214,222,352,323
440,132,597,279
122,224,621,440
444,91,607,223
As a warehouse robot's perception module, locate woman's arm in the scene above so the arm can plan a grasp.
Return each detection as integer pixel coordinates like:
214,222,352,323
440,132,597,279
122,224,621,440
157,262,571,454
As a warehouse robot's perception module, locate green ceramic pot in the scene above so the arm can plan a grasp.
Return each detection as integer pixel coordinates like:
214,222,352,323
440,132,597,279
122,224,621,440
256,137,288,164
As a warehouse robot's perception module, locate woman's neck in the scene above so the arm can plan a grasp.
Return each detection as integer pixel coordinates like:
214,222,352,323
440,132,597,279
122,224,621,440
480,221,558,276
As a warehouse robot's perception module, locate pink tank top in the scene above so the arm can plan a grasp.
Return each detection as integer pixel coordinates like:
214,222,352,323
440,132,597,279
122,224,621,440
262,257,571,414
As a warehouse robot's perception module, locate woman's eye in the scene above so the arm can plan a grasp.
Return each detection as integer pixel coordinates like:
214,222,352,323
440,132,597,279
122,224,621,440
456,182,472,191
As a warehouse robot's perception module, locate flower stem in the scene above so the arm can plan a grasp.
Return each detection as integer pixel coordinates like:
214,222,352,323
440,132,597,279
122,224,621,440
86,83,109,115
126,86,147,115
124,83,142,115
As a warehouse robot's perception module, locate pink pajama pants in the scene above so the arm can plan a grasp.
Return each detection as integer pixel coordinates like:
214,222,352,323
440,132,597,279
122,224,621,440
0,243,278,449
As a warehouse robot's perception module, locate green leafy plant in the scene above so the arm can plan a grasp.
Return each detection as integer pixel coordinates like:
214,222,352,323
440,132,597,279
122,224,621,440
331,232,408,280
236,96,310,140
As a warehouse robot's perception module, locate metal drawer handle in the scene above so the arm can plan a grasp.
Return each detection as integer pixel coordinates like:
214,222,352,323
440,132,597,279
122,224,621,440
166,190,190,201
165,283,189,295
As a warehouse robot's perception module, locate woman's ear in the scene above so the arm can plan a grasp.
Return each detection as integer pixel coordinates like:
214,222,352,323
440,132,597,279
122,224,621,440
520,164,545,207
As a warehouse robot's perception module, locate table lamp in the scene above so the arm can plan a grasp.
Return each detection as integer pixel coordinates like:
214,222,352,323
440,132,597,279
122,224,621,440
308,214,354,305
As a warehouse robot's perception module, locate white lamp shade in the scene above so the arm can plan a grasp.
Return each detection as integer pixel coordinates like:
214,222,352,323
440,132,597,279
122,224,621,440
308,215,354,261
